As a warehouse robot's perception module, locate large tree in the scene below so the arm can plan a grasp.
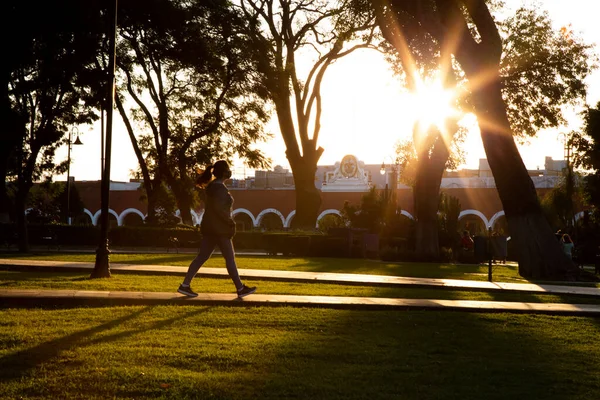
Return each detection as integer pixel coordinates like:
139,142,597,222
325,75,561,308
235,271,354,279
389,5,593,261
114,0,269,225
6,0,102,251
237,0,377,229
572,102,600,214
374,0,590,278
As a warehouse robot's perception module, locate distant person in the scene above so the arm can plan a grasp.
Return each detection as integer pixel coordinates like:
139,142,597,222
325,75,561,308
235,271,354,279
460,230,474,251
561,234,575,260
177,160,256,298
555,229,563,241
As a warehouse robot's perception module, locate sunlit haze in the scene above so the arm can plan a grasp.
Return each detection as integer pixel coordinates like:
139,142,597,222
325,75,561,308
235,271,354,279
58,0,600,182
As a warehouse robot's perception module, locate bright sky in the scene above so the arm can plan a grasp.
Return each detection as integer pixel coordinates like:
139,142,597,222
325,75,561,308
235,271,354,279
60,0,600,182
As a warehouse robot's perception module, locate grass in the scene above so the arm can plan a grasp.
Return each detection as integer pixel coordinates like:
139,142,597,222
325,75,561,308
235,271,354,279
1,252,600,398
2,270,600,304
1,305,600,399
2,250,599,288
0,251,535,282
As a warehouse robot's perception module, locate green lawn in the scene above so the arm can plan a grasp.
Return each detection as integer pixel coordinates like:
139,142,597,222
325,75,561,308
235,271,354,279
0,251,530,282
2,270,600,304
1,305,599,399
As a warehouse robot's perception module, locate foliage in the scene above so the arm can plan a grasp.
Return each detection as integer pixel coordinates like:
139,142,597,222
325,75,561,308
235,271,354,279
540,173,583,231
8,1,103,184
113,0,271,225
342,187,403,235
236,0,378,228
569,102,600,240
146,183,180,227
259,213,284,231
4,0,105,250
317,213,346,233
572,102,600,211
26,179,85,225
392,4,594,170
376,0,594,276
499,8,596,139
438,192,461,248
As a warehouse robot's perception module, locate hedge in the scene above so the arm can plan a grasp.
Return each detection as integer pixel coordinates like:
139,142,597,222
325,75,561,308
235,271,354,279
1,223,411,259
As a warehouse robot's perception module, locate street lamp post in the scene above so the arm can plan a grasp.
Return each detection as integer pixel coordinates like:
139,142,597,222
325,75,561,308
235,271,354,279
66,127,83,225
559,132,575,231
379,157,400,190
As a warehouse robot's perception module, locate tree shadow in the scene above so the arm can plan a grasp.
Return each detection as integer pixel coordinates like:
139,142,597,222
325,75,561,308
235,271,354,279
0,305,212,384
248,309,600,399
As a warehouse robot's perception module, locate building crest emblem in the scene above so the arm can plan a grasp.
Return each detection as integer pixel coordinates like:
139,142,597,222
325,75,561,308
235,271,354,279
340,155,358,178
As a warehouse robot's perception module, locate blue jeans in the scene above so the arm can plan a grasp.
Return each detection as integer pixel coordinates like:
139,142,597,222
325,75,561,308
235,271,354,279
182,235,243,290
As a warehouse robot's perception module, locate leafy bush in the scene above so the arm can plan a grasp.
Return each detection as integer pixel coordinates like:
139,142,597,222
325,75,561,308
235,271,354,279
108,226,199,247
439,247,454,262
23,224,100,246
317,213,345,232
380,246,399,261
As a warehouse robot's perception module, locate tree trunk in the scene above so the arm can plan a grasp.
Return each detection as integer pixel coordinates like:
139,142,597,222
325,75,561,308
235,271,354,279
144,186,159,225
172,184,193,226
0,69,19,223
276,96,323,230
473,80,574,278
413,128,449,260
414,164,441,259
289,158,321,230
0,155,10,223
414,219,439,260
15,186,29,252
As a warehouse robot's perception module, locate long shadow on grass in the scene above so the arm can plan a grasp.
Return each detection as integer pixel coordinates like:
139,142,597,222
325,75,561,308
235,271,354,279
249,309,600,400
240,280,600,400
0,305,212,384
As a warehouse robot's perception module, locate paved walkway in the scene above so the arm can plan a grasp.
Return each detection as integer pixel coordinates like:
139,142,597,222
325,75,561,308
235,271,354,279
2,259,600,315
1,288,600,315
1,259,599,297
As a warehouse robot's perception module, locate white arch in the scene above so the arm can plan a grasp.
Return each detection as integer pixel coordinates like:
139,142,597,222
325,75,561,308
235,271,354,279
400,210,414,220
233,208,257,227
315,209,342,228
190,210,200,226
80,208,94,225
92,209,120,226
489,210,505,229
83,208,94,222
118,208,145,226
458,209,490,229
575,211,585,222
284,210,296,228
256,208,285,228
174,209,203,225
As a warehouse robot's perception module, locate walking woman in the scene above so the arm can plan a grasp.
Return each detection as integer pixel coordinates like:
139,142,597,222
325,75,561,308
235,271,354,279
178,160,256,298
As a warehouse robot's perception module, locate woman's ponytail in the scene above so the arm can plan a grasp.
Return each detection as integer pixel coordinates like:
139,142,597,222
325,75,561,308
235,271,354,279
196,165,214,188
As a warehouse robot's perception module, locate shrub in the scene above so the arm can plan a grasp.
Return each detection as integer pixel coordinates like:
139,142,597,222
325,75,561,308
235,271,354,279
380,246,399,261
439,247,454,262
108,226,199,247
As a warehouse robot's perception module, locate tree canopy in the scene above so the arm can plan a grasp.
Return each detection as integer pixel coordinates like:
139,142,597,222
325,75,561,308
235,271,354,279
112,0,271,224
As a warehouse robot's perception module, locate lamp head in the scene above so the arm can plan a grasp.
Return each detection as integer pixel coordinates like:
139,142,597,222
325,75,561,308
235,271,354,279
380,162,386,175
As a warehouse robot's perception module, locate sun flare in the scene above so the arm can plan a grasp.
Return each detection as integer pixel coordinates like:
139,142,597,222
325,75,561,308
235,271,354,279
408,78,459,130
